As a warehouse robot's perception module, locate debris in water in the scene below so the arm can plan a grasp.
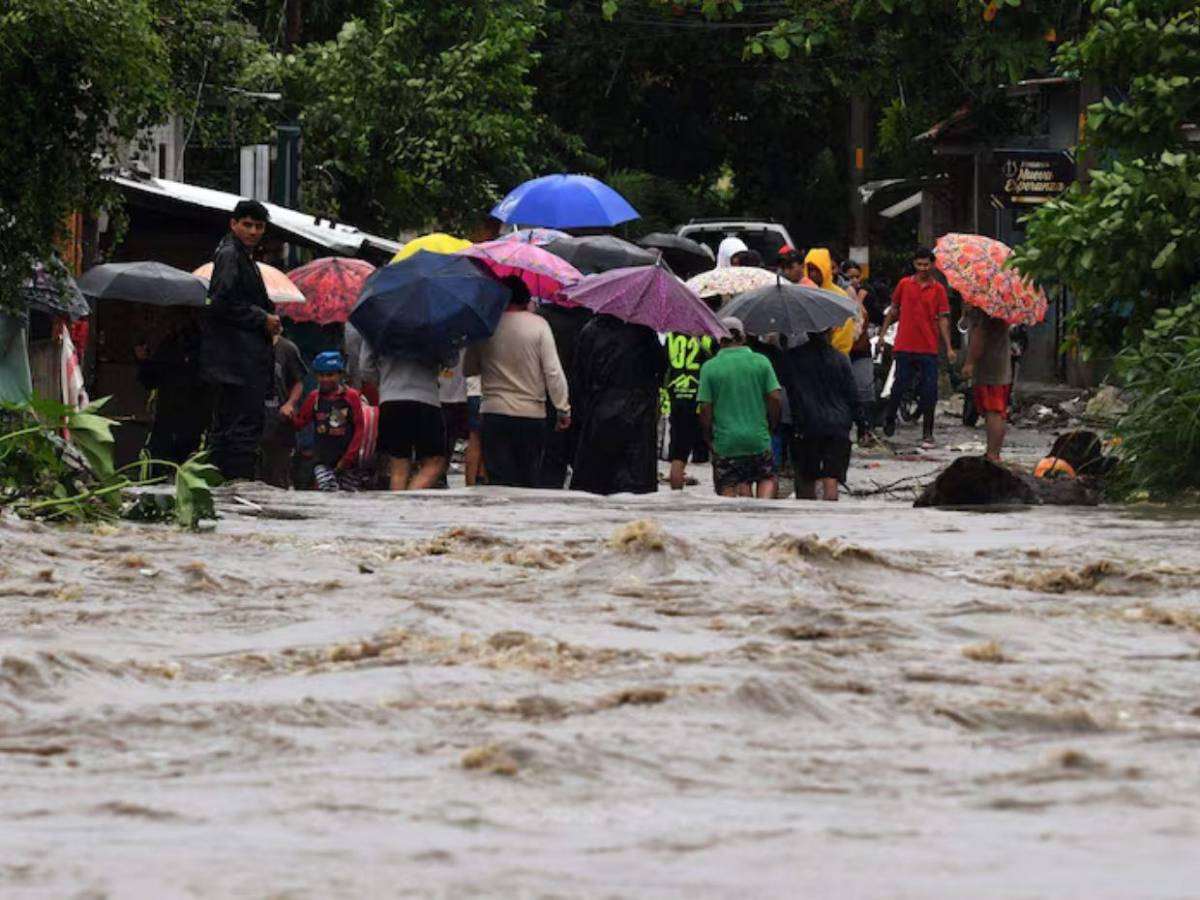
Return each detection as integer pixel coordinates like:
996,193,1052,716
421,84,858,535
994,560,1125,594
596,687,668,709
610,519,665,553
461,744,519,776
962,641,1010,663
487,630,534,651
1123,605,1200,632
761,534,896,567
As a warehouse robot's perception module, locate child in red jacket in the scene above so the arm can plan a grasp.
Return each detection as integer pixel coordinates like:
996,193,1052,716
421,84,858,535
293,351,367,491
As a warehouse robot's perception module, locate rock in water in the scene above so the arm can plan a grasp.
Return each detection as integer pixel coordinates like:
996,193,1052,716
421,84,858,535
914,457,1099,508
914,457,1041,507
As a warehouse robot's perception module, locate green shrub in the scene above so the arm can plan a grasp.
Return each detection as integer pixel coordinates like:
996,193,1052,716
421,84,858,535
0,396,221,527
1110,289,1200,499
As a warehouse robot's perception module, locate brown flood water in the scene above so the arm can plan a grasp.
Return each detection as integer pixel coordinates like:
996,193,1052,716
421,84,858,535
2,436,1200,897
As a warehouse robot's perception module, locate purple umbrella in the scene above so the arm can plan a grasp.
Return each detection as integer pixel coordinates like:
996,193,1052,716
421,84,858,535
556,263,729,338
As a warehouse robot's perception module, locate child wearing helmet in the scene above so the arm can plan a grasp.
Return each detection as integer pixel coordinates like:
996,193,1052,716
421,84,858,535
292,350,367,491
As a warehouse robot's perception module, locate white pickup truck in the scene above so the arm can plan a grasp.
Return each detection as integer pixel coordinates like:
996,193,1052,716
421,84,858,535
675,218,797,265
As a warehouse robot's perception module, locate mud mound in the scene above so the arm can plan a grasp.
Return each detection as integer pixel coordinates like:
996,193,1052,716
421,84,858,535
914,456,1099,507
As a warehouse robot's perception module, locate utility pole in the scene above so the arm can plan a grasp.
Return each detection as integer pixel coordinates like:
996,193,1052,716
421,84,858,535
849,93,870,276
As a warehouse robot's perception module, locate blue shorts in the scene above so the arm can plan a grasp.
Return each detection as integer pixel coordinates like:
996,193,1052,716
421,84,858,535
467,395,482,433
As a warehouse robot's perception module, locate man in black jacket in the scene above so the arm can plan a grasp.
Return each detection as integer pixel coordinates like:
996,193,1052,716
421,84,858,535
783,330,861,502
202,199,281,480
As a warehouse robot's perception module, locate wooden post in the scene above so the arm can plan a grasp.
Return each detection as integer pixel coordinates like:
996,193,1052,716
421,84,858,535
849,93,870,276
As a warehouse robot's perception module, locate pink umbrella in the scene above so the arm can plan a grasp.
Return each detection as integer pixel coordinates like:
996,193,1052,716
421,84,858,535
556,263,729,338
461,240,583,300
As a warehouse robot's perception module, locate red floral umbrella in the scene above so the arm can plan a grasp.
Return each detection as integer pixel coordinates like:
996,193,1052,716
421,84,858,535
934,233,1048,326
284,257,376,325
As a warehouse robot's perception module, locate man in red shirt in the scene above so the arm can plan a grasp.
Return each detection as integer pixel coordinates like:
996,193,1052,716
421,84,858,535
877,248,956,447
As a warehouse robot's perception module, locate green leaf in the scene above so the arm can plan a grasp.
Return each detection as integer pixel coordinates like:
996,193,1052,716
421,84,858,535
1151,240,1177,269
601,0,618,20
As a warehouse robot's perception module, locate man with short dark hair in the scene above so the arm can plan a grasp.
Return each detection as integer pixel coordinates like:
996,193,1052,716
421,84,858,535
878,247,956,448
697,317,781,499
202,199,281,480
778,246,814,286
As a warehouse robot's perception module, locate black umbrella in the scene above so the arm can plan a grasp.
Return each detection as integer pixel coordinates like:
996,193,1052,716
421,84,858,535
21,261,90,320
637,233,714,278
543,235,659,275
77,262,208,307
720,280,859,344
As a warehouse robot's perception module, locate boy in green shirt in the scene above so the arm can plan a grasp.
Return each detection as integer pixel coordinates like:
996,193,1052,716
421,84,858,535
697,317,782,498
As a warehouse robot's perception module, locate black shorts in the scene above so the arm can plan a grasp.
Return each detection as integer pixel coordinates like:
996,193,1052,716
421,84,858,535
793,435,851,483
378,400,446,460
668,399,709,464
442,402,469,448
712,450,775,494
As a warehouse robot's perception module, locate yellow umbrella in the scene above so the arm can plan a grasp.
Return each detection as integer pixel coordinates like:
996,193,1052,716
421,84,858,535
192,262,305,304
392,232,471,262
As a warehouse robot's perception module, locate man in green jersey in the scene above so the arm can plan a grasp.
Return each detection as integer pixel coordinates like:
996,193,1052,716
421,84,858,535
697,317,782,498
664,330,715,490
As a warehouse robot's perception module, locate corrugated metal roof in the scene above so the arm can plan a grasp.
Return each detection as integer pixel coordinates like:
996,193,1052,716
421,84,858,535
108,173,401,259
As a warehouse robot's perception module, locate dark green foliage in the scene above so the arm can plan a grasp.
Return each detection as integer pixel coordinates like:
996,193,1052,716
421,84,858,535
0,397,221,527
0,0,167,314
1108,290,1200,498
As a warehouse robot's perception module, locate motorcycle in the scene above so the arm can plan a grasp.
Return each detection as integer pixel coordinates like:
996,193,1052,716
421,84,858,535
873,324,921,425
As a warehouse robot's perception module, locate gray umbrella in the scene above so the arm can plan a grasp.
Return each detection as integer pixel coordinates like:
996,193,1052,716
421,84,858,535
720,280,859,343
21,261,90,320
78,261,208,307
543,235,659,274
637,232,714,276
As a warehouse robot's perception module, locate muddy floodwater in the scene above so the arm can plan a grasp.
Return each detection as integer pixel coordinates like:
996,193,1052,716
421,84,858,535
2,430,1199,898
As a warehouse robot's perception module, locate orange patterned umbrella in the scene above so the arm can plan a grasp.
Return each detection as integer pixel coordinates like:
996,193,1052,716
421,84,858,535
192,261,305,305
933,233,1048,326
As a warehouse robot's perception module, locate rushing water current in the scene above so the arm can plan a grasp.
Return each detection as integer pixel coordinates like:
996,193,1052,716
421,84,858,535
2,433,1199,898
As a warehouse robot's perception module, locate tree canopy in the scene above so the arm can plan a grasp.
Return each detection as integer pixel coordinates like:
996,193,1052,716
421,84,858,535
1012,1,1200,352
0,0,168,312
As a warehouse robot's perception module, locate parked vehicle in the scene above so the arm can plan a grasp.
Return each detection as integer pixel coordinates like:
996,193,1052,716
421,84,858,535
676,219,796,265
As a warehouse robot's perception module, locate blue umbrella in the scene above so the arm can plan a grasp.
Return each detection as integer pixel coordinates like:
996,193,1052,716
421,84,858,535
349,251,512,357
491,174,639,229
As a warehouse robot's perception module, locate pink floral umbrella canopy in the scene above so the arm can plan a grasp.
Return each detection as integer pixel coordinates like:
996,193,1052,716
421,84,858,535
933,232,1048,326
461,240,583,299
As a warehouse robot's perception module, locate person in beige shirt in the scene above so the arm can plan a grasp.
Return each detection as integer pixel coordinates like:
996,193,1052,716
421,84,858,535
463,277,570,487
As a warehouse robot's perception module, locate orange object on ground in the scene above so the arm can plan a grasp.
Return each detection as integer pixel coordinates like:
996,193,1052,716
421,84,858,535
1034,457,1076,479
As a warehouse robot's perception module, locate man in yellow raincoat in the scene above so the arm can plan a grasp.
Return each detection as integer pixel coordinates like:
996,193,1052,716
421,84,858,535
803,248,857,355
